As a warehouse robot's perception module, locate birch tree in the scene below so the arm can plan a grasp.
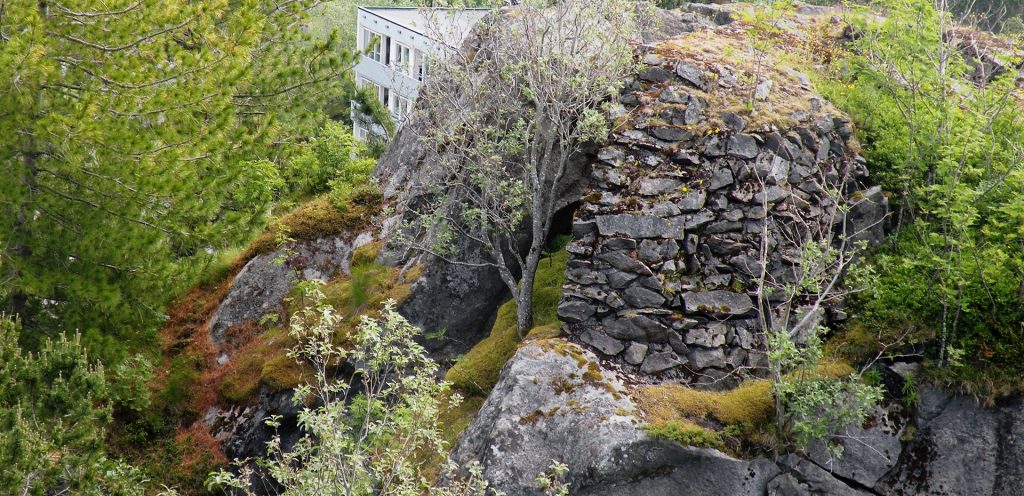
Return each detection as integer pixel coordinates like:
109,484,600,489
403,0,651,335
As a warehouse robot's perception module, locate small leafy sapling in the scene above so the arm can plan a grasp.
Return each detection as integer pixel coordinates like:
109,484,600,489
207,283,493,495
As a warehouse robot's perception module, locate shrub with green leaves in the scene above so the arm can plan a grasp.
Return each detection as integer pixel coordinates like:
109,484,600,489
207,284,492,495
823,0,1024,396
768,326,883,458
284,121,376,197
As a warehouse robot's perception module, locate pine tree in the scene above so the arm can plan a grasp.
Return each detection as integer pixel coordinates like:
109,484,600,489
0,314,115,495
0,0,359,354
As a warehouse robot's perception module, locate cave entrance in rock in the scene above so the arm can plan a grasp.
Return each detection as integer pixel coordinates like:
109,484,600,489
544,201,581,252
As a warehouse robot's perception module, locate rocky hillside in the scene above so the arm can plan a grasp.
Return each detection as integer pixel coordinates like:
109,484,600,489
149,2,1024,495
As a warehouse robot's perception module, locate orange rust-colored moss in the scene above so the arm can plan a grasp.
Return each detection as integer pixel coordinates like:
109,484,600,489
173,422,229,482
125,192,389,492
152,260,243,418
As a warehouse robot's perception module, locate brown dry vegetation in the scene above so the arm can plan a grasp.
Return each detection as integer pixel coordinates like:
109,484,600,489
113,192,387,492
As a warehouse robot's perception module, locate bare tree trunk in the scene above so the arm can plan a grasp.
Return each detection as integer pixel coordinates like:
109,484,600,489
515,243,542,337
8,131,38,320
515,284,534,338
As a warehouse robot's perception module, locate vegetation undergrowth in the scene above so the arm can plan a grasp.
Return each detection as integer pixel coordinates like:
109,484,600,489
110,185,391,493
636,360,860,457
818,0,1024,403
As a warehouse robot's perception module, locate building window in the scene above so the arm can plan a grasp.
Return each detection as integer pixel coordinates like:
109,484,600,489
362,28,382,62
394,96,411,122
393,42,412,74
416,56,428,81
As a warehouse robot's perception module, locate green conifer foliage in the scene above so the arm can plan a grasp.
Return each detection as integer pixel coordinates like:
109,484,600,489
0,314,116,495
0,0,358,355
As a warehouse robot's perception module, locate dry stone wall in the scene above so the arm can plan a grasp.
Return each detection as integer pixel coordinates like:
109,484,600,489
558,36,886,387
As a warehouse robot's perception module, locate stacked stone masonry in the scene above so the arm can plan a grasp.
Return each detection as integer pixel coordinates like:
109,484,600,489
558,45,886,387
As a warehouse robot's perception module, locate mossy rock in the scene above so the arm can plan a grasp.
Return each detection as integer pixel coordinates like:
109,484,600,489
636,380,774,427
245,188,381,258
643,420,725,449
525,325,562,341
444,302,525,396
216,245,422,404
445,250,569,396
261,354,311,392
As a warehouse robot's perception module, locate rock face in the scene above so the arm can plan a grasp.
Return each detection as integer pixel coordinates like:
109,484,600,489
209,233,372,344
454,343,1024,496
450,339,911,496
203,386,307,494
558,20,887,386
877,388,1024,495
205,387,304,462
451,340,784,496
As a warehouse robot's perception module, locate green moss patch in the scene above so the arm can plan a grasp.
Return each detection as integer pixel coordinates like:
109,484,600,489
635,380,775,455
217,326,306,404
643,420,726,449
445,250,569,396
245,187,381,258
636,380,775,427
635,359,860,455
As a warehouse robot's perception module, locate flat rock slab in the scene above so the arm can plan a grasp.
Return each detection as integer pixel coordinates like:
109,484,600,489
682,290,754,316
209,235,365,344
596,214,685,239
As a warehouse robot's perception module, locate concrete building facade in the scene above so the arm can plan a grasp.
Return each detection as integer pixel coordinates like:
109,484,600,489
352,7,489,140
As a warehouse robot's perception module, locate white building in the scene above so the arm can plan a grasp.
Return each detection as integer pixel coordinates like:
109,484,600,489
353,7,489,140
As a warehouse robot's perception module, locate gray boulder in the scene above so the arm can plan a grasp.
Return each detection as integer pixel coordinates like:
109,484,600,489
682,290,754,316
452,340,781,496
880,387,1005,495
450,340,642,494
596,214,681,239
807,404,904,489
728,134,760,159
578,328,625,356
775,455,873,496
640,351,683,374
841,186,889,247
209,234,366,344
